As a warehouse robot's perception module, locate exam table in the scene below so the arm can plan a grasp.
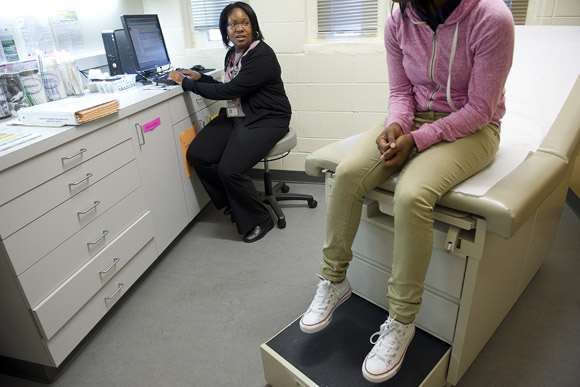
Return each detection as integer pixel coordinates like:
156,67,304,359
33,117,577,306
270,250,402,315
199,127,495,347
261,26,580,386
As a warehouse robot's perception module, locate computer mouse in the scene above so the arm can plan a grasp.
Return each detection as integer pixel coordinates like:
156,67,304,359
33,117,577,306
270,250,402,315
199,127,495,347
191,65,205,72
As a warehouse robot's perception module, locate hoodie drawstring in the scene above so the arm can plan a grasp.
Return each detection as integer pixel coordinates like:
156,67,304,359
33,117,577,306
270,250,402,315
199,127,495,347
446,22,460,112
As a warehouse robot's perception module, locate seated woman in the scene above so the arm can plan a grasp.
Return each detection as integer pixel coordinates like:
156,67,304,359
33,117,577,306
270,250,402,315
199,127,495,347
298,0,514,383
168,2,291,243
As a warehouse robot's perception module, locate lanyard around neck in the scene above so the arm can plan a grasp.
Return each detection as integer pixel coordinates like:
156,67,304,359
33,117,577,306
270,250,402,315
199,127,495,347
227,49,246,79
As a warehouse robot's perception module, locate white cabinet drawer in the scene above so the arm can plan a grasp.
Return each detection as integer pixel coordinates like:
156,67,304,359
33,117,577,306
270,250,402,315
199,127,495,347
3,160,142,276
17,188,149,308
45,239,158,366
0,118,130,207
349,255,459,344
169,93,213,124
32,212,155,341
352,202,466,301
0,139,135,239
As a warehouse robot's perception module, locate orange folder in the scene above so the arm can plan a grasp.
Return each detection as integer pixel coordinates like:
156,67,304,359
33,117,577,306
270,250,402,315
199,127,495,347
179,125,197,178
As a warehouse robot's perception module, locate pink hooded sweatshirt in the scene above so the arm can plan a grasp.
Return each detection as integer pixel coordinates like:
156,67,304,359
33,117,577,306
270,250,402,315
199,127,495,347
384,0,515,151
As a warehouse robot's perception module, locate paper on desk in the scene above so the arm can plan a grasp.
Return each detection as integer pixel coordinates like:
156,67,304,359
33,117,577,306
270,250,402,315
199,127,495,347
0,132,41,153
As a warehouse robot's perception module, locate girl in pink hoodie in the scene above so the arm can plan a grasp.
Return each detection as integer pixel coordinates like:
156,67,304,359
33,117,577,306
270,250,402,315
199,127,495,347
300,0,514,383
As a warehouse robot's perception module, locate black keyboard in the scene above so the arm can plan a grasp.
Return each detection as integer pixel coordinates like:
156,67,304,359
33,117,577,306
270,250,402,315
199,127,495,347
153,73,177,85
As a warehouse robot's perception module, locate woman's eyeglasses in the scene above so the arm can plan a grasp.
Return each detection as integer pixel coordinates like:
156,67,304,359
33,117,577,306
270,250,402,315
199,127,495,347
227,21,251,29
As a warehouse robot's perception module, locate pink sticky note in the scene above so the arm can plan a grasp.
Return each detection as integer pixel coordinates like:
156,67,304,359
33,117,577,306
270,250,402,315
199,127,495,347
143,117,161,133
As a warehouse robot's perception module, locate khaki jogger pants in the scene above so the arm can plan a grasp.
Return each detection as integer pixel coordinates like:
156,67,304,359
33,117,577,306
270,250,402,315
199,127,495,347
320,112,500,323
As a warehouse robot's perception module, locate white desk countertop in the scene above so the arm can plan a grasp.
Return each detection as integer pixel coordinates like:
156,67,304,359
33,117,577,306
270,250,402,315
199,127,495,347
0,84,183,172
0,69,224,173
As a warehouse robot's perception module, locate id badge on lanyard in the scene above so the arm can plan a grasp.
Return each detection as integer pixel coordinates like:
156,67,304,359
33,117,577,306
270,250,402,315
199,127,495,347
226,53,242,117
227,99,241,117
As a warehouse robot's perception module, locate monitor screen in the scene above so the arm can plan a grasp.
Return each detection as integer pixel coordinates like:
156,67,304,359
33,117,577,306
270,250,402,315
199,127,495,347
120,14,171,73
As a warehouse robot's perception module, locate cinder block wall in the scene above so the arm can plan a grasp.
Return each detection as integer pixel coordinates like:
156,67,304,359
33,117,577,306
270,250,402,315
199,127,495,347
154,0,580,174
247,0,391,171
527,0,580,25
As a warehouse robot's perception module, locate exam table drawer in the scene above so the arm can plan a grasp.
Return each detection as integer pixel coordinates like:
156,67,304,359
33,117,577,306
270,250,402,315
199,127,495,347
3,160,142,276
349,253,460,344
0,118,130,208
32,212,155,341
352,200,467,301
349,199,468,343
0,139,135,239
16,188,149,309
44,238,158,366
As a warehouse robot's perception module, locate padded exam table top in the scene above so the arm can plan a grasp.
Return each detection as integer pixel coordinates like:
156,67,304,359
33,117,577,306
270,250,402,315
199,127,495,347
305,26,580,238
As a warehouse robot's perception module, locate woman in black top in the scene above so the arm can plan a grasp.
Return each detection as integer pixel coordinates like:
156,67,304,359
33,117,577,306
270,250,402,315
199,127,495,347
169,2,291,243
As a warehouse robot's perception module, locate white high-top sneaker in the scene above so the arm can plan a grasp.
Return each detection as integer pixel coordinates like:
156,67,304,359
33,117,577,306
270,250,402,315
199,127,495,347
362,315,415,383
299,275,352,334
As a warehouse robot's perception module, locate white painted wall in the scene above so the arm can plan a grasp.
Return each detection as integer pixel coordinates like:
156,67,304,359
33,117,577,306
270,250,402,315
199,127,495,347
0,0,144,59
527,0,580,25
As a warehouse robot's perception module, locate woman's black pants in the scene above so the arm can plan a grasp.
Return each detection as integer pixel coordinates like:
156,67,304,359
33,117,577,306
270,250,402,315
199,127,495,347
186,114,287,235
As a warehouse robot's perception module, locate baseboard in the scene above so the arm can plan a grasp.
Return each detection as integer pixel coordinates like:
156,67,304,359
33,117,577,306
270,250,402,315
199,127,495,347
566,188,580,218
249,168,324,184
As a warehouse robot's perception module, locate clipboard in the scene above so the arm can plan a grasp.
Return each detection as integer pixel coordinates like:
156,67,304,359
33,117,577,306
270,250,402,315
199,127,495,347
179,125,197,178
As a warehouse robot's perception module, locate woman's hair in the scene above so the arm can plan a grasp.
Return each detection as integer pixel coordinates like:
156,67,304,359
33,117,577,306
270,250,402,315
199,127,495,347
219,2,265,48
397,0,444,24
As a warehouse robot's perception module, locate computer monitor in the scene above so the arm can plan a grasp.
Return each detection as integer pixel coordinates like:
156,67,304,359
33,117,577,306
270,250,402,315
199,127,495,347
120,14,171,75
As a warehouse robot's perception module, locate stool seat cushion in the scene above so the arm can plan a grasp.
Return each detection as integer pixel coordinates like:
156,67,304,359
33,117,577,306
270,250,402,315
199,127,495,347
267,127,297,158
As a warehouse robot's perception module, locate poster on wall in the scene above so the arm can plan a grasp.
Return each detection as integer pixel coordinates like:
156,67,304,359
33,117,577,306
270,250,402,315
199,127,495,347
0,26,20,64
50,9,84,53
15,15,57,60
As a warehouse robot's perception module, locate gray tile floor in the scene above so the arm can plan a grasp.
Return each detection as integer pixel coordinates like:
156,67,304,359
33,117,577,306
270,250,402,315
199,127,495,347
1,183,579,387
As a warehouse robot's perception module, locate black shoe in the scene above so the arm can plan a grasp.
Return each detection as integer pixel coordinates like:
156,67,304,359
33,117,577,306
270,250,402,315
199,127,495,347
243,217,274,243
224,205,232,216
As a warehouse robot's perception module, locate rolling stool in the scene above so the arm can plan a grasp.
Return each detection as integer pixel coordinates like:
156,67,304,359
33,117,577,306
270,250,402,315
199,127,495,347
260,127,317,229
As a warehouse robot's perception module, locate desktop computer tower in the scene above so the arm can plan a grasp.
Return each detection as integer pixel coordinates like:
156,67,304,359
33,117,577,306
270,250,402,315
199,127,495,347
101,29,137,76
114,29,137,75
101,30,123,76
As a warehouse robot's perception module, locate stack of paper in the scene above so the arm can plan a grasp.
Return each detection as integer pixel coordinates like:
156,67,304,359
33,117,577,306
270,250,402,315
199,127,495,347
0,132,41,153
75,100,119,123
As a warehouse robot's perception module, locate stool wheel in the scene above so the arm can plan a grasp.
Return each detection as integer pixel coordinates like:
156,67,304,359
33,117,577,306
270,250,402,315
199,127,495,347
278,218,286,229
281,184,290,193
308,199,318,209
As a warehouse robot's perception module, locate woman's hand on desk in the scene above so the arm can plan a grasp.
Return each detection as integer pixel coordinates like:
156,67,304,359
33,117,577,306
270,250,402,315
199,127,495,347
168,69,201,84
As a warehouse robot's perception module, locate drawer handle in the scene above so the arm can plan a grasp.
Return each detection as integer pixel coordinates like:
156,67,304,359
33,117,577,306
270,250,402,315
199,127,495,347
135,123,145,147
77,200,101,216
105,283,124,301
69,173,93,188
99,258,120,276
87,230,109,247
62,148,87,161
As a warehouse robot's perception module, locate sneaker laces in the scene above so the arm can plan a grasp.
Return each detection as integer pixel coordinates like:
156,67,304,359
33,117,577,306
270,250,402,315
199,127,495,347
306,275,339,315
368,317,405,365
